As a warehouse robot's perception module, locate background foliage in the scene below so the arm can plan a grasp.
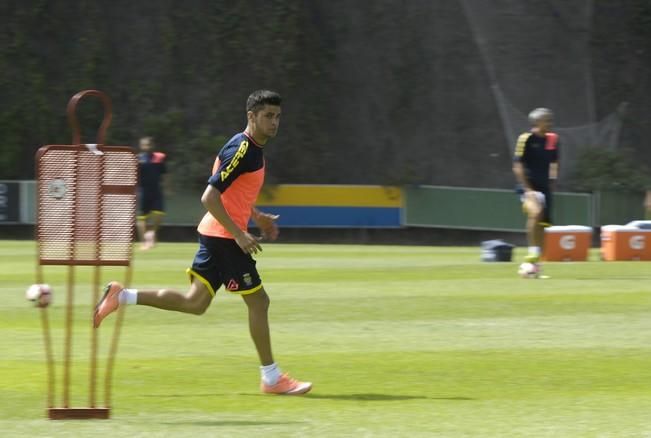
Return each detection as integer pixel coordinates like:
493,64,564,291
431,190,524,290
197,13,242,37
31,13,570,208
1,1,650,189
572,148,651,192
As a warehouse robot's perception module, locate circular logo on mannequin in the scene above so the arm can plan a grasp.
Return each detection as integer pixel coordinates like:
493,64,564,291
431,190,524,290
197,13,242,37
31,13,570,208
47,179,67,199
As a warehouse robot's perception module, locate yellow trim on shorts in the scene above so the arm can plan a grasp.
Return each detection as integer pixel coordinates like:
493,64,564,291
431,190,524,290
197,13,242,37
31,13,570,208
151,210,166,215
186,268,216,297
539,221,552,227
137,214,149,220
229,283,263,296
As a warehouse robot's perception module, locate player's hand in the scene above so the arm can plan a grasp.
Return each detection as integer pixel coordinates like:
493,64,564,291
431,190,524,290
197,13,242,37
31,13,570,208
234,231,262,255
252,212,280,241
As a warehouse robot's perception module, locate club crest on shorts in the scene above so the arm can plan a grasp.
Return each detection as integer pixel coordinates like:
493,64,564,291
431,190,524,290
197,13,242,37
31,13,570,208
242,273,253,287
226,279,239,291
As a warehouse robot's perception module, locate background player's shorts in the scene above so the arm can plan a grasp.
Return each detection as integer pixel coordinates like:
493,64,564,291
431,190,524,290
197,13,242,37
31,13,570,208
186,234,262,297
517,186,552,226
138,188,165,217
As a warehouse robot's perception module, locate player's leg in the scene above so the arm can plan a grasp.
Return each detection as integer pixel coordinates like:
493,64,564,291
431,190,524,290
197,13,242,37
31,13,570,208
242,288,273,365
149,211,165,247
94,238,220,327
135,278,212,314
523,191,544,262
239,288,312,395
537,190,553,253
214,235,311,395
212,238,275,365
147,192,165,247
532,220,544,251
93,278,213,327
137,190,153,250
136,214,149,249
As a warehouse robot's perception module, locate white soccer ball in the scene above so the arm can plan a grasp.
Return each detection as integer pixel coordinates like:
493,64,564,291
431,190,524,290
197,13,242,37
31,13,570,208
518,262,539,279
26,284,53,308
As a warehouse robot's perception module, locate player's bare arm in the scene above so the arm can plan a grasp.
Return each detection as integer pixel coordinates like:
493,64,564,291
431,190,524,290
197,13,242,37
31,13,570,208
201,184,262,254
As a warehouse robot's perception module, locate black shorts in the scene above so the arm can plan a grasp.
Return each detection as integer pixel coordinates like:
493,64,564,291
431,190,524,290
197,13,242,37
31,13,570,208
186,234,262,297
138,188,165,218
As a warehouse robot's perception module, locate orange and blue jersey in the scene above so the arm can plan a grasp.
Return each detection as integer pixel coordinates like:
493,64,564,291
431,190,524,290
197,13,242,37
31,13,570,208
197,132,265,239
138,151,166,191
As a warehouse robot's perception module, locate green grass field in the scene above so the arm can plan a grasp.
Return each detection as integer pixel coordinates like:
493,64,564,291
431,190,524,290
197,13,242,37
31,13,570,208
2,240,651,437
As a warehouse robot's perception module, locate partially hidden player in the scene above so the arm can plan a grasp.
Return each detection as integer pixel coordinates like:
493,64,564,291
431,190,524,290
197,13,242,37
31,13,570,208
512,107,560,270
137,136,166,250
94,90,312,395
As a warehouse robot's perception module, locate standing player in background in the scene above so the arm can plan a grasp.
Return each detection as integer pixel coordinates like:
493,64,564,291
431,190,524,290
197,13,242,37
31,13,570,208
137,136,166,250
94,90,312,395
512,108,559,270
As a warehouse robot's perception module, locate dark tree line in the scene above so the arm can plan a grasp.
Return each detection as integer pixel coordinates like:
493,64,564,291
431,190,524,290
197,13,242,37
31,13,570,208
1,1,650,189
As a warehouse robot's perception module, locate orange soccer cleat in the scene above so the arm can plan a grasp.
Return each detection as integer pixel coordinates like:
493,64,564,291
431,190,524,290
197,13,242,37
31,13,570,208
261,373,312,395
93,281,124,328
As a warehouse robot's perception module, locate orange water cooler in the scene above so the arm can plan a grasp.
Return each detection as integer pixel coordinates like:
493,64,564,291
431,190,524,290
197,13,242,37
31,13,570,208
600,225,651,261
543,225,592,261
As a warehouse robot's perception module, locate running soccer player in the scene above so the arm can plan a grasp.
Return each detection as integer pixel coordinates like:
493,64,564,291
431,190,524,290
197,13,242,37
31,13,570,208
512,107,560,266
137,136,166,250
94,90,312,395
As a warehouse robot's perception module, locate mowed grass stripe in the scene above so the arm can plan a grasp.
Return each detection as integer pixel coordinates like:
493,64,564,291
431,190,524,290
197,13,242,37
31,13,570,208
1,240,651,437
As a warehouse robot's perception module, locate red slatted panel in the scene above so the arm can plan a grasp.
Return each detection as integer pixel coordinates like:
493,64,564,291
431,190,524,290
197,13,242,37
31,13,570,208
101,151,138,263
37,145,137,266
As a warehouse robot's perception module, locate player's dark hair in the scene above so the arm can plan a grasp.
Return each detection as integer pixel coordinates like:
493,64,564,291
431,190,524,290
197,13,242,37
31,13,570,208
246,90,282,113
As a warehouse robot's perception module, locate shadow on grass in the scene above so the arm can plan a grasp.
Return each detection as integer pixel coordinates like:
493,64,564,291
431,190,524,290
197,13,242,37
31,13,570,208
235,392,474,402
140,393,226,398
161,420,302,427
141,392,475,402
305,393,474,402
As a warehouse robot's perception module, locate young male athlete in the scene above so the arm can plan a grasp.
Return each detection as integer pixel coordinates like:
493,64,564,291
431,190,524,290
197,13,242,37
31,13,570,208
94,90,312,395
137,136,166,250
513,107,560,267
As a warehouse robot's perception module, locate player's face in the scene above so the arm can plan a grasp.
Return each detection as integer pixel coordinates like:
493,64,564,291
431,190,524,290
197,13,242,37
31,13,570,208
139,139,152,152
251,105,281,139
535,116,553,133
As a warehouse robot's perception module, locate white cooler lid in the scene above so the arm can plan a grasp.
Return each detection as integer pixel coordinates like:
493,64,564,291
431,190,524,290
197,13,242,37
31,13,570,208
602,224,651,232
626,220,651,228
546,225,593,233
